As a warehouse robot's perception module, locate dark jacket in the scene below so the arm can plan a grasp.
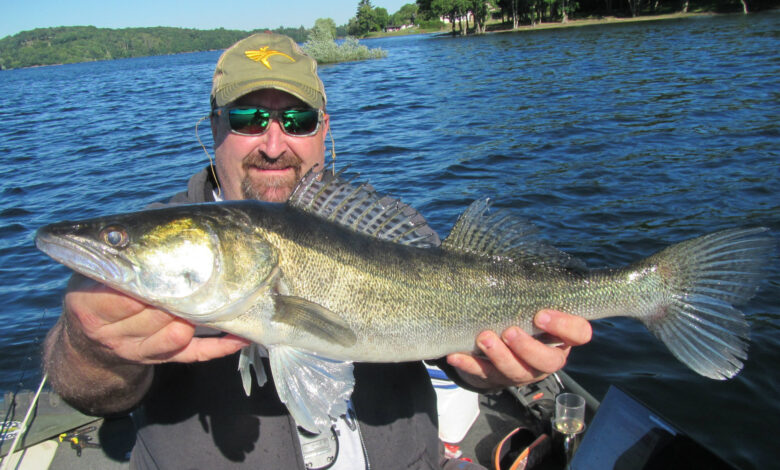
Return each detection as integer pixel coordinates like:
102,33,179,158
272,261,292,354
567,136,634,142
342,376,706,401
130,168,482,469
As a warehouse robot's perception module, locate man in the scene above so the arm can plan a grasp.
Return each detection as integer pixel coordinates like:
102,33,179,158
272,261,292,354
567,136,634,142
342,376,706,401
43,33,591,469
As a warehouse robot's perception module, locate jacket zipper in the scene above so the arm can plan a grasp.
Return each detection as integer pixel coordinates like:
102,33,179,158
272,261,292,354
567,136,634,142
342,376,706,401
346,403,370,470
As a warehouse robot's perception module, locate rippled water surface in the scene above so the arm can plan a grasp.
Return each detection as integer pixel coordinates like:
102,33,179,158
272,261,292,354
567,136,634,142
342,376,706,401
1,12,777,469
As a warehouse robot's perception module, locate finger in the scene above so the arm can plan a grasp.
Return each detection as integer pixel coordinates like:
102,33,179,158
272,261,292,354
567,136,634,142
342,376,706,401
480,330,553,385
142,323,251,363
446,352,495,381
66,277,147,326
115,308,182,337
534,310,592,346
151,334,250,363
87,307,180,350
132,318,198,362
501,326,569,375
447,352,515,389
478,330,529,378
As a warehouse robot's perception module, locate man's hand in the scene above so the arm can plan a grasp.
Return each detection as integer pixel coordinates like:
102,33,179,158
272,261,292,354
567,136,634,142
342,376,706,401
446,310,592,389
64,274,249,365
43,274,250,415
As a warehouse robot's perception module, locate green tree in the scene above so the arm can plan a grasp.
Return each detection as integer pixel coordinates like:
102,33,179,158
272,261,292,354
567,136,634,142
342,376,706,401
469,0,495,33
626,0,639,16
430,0,470,35
395,3,419,24
355,0,376,35
0,26,253,69
348,0,399,36
374,7,390,30
346,17,361,36
312,18,337,40
415,0,436,20
504,0,525,28
537,0,557,22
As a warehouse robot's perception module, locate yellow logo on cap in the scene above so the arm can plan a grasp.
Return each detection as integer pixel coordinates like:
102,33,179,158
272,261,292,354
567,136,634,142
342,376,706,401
245,47,295,69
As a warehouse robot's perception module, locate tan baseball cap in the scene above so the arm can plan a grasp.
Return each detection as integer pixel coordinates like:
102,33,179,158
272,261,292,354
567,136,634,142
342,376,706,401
211,32,326,110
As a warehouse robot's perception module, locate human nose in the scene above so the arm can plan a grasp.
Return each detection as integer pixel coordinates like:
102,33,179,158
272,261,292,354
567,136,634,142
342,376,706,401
261,120,286,159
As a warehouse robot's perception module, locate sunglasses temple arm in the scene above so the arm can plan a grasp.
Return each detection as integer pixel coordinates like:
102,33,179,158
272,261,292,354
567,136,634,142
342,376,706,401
195,114,222,198
328,127,336,176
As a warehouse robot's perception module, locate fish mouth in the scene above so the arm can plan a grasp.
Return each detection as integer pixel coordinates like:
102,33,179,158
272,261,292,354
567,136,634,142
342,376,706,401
35,226,133,288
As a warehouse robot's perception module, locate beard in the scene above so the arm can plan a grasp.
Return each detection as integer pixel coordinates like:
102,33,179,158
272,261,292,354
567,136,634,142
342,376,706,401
240,152,303,202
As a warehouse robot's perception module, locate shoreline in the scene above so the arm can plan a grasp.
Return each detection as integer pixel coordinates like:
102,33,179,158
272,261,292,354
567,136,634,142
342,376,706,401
365,11,729,39
5,11,765,70
486,11,718,34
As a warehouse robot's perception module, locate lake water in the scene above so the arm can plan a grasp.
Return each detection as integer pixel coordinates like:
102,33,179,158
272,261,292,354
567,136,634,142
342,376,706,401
1,12,778,469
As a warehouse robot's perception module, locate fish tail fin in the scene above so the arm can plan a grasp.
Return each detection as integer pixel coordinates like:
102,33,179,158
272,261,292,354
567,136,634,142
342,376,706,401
639,227,774,380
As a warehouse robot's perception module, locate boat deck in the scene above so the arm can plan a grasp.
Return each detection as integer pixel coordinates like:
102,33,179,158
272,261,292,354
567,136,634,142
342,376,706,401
45,393,541,469
4,373,593,469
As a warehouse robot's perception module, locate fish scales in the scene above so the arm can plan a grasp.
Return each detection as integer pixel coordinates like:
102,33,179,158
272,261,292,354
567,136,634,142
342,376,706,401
193,202,704,363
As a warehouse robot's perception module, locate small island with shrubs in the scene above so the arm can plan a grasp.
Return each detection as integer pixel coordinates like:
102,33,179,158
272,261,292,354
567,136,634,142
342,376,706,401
302,18,387,64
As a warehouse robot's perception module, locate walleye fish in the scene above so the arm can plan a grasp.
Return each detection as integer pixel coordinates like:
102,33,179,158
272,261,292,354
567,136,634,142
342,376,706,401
36,169,774,433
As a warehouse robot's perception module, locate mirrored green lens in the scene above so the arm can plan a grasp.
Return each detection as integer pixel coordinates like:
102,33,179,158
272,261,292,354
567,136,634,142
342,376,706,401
226,107,320,136
228,108,271,134
281,109,319,135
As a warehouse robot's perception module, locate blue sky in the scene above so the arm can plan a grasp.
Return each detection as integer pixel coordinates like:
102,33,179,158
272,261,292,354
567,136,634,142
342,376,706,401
1,0,413,39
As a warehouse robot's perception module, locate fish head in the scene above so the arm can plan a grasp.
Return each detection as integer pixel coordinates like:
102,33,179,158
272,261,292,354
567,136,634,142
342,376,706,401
35,204,278,319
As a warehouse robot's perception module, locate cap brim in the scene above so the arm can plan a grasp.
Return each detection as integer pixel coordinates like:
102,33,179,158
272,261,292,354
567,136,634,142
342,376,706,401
215,79,323,109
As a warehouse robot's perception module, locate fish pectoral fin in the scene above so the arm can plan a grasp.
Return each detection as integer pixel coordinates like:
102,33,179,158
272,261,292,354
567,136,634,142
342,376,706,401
238,343,268,396
272,295,357,347
269,345,354,434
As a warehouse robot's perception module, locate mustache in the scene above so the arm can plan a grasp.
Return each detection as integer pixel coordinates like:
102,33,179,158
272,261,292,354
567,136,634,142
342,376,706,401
242,152,303,171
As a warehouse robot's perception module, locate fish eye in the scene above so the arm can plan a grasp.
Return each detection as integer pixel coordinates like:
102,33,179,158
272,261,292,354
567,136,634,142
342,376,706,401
101,226,129,248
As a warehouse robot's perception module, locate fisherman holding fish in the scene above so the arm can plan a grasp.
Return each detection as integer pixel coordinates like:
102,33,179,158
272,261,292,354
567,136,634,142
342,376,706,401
40,32,596,469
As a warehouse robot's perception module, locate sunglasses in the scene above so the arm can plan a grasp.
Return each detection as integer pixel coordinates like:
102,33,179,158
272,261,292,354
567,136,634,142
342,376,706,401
213,106,323,137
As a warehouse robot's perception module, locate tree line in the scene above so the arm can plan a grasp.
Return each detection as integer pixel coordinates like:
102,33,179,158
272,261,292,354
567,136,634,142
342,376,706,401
414,0,778,35
0,25,310,70
347,0,778,36
0,2,422,69
3,0,776,69
347,1,428,35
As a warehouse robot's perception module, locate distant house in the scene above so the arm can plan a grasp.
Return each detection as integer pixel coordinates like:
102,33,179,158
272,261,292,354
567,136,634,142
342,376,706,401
386,24,414,32
439,12,474,23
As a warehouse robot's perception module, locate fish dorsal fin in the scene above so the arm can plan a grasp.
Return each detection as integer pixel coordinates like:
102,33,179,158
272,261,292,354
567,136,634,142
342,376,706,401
442,198,587,270
288,165,440,248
